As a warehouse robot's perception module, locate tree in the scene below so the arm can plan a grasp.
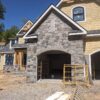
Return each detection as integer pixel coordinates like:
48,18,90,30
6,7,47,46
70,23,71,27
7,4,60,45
0,23,4,41
0,0,5,20
0,0,5,41
3,26,19,43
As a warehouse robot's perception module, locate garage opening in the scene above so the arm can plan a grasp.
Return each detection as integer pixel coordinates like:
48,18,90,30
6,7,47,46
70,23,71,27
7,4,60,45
37,50,71,80
91,52,100,80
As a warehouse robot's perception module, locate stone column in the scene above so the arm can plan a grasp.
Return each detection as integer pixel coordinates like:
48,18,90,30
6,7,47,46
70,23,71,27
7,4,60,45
26,45,37,83
71,53,85,82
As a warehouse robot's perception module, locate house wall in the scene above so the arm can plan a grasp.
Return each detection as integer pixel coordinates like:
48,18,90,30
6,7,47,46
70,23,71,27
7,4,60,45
26,12,85,82
60,1,100,30
0,54,5,70
85,37,100,55
14,49,27,71
18,37,25,44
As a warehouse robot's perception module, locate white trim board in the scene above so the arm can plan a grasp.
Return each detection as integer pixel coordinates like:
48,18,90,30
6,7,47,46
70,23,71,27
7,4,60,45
87,34,100,37
23,5,87,39
56,0,63,7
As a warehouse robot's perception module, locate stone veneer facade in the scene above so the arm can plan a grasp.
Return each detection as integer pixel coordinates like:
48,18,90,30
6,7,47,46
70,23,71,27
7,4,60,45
26,12,85,82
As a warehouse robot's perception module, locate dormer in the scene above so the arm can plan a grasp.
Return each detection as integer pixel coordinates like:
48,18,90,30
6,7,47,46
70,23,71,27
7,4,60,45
16,20,33,44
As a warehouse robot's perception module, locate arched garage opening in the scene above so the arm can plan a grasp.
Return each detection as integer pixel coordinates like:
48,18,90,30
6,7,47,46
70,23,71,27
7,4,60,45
91,51,100,80
37,50,71,80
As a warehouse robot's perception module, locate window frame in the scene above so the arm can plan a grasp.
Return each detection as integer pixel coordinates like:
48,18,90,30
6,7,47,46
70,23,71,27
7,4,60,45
5,54,14,65
72,6,85,22
10,39,17,49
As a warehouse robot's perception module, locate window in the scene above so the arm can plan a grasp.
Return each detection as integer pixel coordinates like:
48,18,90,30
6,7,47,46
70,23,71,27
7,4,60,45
73,7,85,22
11,40,16,46
5,54,14,65
10,39,17,48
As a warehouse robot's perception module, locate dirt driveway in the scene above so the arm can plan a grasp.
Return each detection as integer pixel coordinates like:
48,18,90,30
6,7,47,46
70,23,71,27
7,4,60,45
0,72,64,100
0,72,100,100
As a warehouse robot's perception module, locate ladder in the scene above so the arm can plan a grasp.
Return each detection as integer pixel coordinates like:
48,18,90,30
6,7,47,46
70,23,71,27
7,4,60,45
38,61,42,79
63,64,89,85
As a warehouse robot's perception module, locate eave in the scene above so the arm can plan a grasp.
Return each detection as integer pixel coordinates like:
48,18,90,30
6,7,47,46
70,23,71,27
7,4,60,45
23,5,87,39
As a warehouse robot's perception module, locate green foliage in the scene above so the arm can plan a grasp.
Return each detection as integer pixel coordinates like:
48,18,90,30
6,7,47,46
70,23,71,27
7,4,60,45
0,1,19,43
0,31,4,41
0,0,5,41
0,0,5,20
3,26,19,43
0,23,5,42
0,23,4,32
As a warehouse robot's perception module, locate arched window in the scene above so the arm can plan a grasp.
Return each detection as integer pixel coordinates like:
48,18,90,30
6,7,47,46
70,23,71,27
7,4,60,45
73,7,85,22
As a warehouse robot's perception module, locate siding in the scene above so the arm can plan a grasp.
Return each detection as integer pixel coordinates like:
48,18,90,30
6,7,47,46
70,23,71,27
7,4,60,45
85,37,100,55
18,37,25,44
60,2,100,30
0,54,5,70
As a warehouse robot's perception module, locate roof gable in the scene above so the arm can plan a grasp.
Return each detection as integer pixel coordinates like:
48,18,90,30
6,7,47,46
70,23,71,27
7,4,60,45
57,0,100,7
17,20,33,37
24,5,87,39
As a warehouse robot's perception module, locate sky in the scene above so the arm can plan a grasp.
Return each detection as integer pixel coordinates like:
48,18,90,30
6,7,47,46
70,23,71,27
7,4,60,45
1,0,60,29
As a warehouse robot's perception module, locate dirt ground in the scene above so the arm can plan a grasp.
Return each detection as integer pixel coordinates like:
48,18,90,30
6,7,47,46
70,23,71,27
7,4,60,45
0,72,64,100
0,72,100,100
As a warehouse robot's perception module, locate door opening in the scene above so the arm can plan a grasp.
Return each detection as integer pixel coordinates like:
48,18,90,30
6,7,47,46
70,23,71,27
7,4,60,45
37,51,71,80
91,52,100,80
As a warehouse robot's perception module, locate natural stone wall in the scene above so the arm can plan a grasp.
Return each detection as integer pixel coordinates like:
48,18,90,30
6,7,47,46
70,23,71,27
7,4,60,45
26,44,37,82
26,12,85,82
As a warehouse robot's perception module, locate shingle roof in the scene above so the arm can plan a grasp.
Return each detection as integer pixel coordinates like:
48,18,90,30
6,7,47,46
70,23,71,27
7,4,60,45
87,30,100,37
0,44,14,53
12,43,28,49
88,30,100,34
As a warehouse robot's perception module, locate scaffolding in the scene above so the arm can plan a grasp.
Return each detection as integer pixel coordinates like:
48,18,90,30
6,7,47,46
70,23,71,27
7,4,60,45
37,61,42,80
63,64,89,85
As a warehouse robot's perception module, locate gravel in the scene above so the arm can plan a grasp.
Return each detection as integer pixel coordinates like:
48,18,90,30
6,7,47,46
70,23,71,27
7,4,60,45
0,72,100,100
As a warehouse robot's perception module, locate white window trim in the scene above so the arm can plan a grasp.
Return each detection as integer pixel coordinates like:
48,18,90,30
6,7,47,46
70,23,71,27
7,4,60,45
71,5,86,22
10,40,17,49
10,40,12,49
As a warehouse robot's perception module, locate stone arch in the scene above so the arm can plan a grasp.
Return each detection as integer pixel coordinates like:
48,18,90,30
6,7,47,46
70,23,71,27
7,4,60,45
36,48,71,56
37,50,71,80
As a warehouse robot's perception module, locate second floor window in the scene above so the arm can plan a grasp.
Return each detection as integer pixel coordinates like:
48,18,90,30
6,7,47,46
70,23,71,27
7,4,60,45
73,7,85,22
11,39,17,46
11,40,16,46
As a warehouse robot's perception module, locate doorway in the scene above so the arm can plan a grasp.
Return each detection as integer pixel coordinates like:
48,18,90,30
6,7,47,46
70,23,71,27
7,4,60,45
15,49,27,70
37,50,71,80
91,52,100,80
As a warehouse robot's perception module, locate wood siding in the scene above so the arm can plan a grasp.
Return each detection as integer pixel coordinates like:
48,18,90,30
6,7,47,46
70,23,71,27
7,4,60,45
60,2,100,30
85,37,100,55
